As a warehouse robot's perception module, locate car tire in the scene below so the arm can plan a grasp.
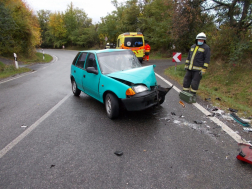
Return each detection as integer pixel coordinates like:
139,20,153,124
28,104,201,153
72,79,81,96
105,93,119,119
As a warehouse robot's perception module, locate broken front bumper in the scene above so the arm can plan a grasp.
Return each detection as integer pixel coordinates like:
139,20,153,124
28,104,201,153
121,85,173,111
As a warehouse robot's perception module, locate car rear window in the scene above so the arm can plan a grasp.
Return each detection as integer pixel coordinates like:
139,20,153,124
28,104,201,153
124,37,143,47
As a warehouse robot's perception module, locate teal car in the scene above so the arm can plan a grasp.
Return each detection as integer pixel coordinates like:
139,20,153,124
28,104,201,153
70,49,172,119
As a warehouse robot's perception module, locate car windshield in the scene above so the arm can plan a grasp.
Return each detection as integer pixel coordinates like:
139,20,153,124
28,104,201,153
97,50,142,74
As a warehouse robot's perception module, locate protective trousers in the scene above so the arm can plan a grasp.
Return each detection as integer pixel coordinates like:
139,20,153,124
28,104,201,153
183,70,202,94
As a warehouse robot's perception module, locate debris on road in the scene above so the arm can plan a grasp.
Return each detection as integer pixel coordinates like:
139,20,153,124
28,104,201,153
179,100,185,108
230,113,250,127
228,108,238,113
243,128,252,132
194,121,203,124
50,165,55,168
236,143,252,165
207,113,215,117
171,112,176,115
114,151,123,156
205,98,211,101
21,125,27,128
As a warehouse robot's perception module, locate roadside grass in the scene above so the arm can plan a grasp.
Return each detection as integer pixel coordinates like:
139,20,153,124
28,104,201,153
19,52,53,64
0,61,30,79
165,61,252,117
0,52,52,79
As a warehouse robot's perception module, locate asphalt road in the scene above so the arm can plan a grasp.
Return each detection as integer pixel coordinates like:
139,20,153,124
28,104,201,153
0,49,251,189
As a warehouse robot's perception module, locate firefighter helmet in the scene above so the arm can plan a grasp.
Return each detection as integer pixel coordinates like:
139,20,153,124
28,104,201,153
196,32,206,40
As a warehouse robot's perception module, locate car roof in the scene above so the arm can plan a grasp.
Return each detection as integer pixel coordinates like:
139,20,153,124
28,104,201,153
79,49,130,54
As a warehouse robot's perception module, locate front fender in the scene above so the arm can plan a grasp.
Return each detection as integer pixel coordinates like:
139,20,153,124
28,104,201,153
99,75,129,103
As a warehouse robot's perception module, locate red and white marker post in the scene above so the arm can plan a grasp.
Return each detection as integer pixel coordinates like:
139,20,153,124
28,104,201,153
172,52,182,71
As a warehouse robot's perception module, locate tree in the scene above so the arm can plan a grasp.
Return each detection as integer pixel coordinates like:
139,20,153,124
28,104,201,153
0,0,41,57
48,12,67,48
37,10,52,47
204,0,252,31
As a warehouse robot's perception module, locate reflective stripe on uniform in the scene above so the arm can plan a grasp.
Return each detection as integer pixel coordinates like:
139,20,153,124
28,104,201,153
192,66,202,70
183,87,190,91
191,88,197,93
204,63,209,67
198,48,205,52
189,46,199,70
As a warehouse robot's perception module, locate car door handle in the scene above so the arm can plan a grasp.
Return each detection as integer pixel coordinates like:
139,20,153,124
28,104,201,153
74,70,76,73
83,75,85,78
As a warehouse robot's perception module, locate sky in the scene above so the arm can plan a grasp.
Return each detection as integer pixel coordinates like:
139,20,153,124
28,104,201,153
24,0,126,24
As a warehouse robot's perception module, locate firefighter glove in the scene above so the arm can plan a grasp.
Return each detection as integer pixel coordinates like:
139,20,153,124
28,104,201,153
199,69,206,76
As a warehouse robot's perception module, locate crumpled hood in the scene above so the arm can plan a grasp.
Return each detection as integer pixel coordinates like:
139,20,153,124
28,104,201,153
107,65,156,88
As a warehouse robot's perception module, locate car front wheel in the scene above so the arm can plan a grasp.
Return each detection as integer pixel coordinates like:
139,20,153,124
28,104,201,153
72,79,81,96
105,93,119,119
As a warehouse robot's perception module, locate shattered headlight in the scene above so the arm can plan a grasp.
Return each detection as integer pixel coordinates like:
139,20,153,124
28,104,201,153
132,85,148,93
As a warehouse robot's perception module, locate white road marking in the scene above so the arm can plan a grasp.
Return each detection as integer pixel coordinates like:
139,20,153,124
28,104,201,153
155,73,248,144
0,94,71,159
0,71,37,85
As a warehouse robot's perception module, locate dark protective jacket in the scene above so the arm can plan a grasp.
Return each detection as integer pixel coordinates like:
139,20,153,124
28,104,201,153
185,43,210,71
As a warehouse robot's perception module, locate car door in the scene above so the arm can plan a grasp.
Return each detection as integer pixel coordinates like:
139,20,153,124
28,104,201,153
72,52,87,91
83,53,101,100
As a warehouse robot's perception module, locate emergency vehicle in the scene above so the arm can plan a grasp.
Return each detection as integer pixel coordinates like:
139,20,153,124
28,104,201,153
116,32,145,63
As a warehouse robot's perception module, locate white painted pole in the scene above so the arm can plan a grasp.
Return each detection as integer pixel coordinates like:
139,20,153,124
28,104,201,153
42,49,44,60
13,53,19,69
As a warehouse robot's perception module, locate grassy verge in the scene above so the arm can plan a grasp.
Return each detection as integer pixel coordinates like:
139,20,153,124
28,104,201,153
19,52,53,64
0,61,30,79
0,52,53,79
165,62,252,116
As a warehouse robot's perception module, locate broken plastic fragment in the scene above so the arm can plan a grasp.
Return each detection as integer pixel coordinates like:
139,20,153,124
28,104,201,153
243,128,252,132
179,101,185,108
50,165,55,168
21,125,27,128
205,98,211,101
216,97,221,101
236,143,252,165
194,121,202,124
230,113,250,127
171,112,176,115
207,113,215,117
212,107,218,111
229,108,238,113
114,151,123,156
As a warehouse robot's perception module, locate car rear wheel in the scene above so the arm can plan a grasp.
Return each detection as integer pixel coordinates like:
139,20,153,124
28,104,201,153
105,93,119,119
72,79,81,96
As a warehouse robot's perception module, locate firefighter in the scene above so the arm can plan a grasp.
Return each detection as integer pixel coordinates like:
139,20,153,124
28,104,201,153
183,32,210,96
144,42,151,61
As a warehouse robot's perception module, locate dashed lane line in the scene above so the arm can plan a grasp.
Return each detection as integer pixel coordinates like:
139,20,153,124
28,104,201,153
155,73,247,144
0,93,71,159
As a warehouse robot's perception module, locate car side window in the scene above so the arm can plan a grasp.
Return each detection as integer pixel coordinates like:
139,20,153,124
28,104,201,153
76,52,87,69
72,52,80,65
85,53,97,70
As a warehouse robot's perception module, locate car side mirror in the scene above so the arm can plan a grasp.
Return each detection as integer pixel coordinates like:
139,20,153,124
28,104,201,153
86,67,98,75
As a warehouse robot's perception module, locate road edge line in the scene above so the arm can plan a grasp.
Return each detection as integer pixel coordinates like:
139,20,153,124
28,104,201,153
155,73,248,144
0,93,71,159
